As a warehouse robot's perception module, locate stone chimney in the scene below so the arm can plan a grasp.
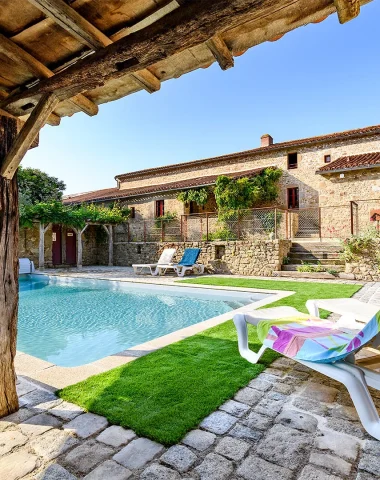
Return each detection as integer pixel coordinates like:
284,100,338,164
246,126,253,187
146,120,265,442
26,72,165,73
261,134,274,148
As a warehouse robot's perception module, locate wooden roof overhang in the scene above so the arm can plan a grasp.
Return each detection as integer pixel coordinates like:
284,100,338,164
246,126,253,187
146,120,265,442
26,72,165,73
0,0,371,179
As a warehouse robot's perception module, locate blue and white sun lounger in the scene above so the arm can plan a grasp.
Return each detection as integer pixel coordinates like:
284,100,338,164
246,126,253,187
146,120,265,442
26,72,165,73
157,248,204,277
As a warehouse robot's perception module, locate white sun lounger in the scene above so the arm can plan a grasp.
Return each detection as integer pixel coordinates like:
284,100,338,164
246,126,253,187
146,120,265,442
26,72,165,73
132,248,176,276
19,258,35,274
233,301,380,440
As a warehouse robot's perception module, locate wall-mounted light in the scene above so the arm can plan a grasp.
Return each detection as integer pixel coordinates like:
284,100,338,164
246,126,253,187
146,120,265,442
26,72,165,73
340,173,345,179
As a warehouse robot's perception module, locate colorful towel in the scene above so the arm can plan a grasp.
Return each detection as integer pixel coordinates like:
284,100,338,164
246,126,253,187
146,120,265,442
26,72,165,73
257,312,380,363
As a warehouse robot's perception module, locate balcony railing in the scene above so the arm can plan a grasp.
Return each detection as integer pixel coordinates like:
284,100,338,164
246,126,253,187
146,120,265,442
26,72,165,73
113,200,380,243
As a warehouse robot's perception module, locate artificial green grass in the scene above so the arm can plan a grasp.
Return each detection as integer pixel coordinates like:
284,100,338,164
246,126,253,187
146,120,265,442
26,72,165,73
58,278,361,445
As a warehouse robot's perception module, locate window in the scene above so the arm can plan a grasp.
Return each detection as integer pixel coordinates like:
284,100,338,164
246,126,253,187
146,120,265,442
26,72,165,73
324,154,331,163
287,187,299,209
155,200,164,217
130,207,135,219
287,152,298,169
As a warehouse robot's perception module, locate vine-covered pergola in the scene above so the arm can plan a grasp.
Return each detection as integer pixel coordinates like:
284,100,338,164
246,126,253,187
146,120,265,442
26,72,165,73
0,0,369,416
20,202,130,268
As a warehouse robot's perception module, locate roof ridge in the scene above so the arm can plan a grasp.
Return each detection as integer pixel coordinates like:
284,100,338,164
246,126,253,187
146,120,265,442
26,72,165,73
115,124,380,181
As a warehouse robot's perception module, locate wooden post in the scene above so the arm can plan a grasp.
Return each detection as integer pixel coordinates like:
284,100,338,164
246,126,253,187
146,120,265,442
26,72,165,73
76,224,88,268
161,220,164,242
0,115,19,417
38,222,51,270
206,213,209,242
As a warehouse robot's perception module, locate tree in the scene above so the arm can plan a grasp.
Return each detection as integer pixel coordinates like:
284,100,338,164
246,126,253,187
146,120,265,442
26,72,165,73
18,166,66,206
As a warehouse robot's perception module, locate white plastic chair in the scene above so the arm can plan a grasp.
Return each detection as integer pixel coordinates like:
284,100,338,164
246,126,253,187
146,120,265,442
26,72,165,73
233,301,380,440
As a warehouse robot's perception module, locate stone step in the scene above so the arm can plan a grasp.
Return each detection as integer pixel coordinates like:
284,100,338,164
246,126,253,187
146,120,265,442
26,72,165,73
287,258,344,266
274,271,338,280
288,252,341,260
282,264,344,272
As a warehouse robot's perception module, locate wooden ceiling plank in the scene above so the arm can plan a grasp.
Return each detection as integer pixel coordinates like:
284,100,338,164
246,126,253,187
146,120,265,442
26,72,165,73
27,0,160,95
1,0,368,114
205,33,234,70
0,92,59,179
334,0,360,23
110,0,180,42
0,32,98,117
27,0,112,49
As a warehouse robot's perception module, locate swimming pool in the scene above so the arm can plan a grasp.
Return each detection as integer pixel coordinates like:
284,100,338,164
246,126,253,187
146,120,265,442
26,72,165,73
18,275,268,367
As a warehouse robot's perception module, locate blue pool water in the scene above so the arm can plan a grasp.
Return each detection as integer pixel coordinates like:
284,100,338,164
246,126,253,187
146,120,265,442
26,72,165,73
18,275,266,367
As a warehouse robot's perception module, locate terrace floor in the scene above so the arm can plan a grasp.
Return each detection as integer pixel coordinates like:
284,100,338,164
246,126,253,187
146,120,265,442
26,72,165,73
4,271,380,479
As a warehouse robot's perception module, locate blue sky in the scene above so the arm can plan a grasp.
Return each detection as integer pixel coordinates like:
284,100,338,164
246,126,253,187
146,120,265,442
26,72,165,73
23,1,379,195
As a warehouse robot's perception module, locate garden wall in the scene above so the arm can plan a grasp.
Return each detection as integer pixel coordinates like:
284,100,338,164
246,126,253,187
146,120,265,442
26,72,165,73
114,239,291,276
345,258,380,281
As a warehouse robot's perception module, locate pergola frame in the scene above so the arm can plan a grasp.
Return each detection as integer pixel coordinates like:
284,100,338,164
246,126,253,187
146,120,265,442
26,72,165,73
37,222,114,270
0,0,367,416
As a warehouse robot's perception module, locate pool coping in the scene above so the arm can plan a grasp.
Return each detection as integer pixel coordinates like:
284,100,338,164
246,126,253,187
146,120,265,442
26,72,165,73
16,274,295,391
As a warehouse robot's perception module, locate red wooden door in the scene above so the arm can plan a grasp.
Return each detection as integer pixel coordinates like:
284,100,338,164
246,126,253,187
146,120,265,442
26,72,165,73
52,224,62,265
287,187,299,209
66,229,77,265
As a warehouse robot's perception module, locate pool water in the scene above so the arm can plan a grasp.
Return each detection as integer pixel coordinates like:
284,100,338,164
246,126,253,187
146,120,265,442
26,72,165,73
18,275,267,367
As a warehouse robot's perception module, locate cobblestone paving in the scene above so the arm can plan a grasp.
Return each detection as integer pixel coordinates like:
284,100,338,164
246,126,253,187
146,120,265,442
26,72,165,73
3,282,380,479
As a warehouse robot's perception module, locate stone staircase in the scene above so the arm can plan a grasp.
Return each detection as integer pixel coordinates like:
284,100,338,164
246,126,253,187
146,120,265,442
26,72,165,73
277,242,344,278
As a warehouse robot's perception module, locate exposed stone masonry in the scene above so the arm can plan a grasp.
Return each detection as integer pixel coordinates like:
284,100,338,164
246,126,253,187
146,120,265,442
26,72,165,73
114,239,292,276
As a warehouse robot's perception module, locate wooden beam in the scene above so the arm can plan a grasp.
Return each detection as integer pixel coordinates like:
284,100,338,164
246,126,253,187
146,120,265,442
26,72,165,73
132,70,161,93
334,0,360,23
27,0,112,50
0,32,98,117
45,112,61,126
27,0,161,96
205,33,234,70
0,93,59,179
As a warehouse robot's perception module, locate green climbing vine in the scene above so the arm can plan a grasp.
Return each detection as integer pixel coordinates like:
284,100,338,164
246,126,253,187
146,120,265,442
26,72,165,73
177,188,209,207
214,168,282,220
20,201,131,230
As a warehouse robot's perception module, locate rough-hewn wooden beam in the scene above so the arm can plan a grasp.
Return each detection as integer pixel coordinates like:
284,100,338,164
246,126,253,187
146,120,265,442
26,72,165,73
334,0,360,23
0,33,98,117
0,93,59,179
206,33,234,70
27,0,112,49
26,0,160,95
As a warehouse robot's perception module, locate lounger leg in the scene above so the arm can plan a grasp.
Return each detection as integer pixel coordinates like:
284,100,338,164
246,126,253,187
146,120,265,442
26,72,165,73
233,313,267,365
301,360,380,440
305,300,319,317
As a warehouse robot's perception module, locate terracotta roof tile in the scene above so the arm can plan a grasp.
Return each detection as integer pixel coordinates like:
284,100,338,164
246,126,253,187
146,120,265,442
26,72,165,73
63,167,269,204
115,125,380,181
317,152,380,174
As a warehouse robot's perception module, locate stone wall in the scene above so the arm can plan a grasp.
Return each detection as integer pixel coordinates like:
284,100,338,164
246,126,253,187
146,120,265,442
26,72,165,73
19,224,53,267
114,239,291,276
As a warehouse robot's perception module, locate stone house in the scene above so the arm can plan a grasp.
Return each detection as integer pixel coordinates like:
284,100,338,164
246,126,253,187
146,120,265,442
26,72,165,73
64,124,380,240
